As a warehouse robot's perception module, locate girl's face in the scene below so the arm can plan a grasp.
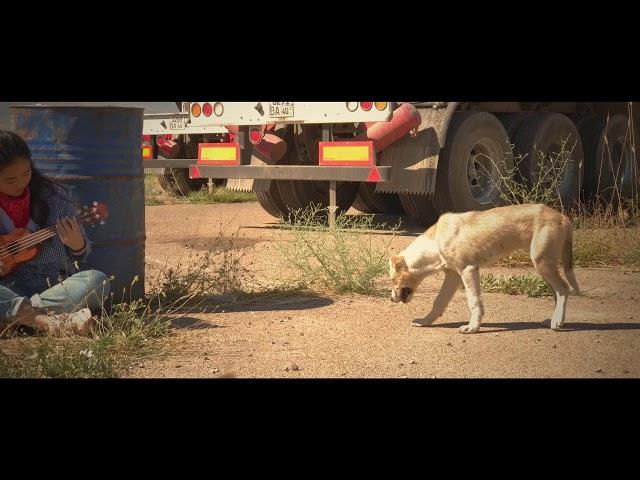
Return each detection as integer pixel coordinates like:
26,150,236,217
0,157,32,197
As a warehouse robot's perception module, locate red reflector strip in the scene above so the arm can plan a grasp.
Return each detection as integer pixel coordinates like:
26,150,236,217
319,141,374,166
142,145,153,160
197,142,240,165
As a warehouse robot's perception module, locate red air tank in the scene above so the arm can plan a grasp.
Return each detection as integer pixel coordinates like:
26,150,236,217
225,125,287,162
355,103,422,152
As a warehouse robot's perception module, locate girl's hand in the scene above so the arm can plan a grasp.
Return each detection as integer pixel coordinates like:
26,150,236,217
0,261,8,277
56,217,85,252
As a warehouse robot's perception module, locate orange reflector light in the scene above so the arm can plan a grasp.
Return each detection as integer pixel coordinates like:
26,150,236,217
191,103,202,117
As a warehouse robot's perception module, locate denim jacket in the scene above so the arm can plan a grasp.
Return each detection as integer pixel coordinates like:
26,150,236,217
0,185,91,293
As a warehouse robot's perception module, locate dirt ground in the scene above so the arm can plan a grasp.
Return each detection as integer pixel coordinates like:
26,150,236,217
126,200,640,378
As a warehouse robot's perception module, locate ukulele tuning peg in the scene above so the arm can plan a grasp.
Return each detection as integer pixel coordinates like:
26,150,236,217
100,220,106,225
93,201,98,206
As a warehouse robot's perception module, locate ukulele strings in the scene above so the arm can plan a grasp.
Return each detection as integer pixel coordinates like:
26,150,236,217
0,211,96,260
0,229,56,259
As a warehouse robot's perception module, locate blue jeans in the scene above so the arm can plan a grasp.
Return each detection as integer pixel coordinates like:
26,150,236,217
0,269,111,320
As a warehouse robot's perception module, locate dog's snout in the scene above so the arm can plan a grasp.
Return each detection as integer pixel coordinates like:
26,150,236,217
400,287,413,303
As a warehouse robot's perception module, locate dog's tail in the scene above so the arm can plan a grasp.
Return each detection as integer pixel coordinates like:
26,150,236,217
563,224,581,294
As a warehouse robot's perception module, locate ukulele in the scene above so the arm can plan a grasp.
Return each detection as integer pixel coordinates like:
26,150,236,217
0,202,109,275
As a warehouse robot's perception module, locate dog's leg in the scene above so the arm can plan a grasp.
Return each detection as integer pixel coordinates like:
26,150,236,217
459,265,484,334
413,270,461,327
533,259,570,330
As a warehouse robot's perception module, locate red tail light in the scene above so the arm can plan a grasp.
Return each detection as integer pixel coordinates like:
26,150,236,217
203,102,213,117
249,127,263,144
360,102,373,111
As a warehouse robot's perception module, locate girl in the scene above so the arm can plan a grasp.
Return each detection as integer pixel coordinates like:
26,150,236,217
0,130,111,336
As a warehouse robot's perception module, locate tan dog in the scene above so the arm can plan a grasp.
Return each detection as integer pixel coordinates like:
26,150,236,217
390,204,580,333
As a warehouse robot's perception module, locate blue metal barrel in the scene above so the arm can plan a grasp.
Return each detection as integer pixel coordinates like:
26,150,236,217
10,105,145,301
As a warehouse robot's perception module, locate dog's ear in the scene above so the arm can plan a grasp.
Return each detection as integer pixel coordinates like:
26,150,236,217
391,255,409,272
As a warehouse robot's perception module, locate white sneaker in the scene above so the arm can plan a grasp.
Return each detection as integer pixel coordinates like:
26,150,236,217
48,308,94,337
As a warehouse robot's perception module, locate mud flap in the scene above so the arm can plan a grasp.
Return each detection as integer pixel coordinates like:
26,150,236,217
375,106,448,195
225,153,273,193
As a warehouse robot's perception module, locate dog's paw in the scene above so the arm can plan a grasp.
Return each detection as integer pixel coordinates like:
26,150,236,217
458,324,480,334
412,312,441,327
412,320,432,327
550,316,565,330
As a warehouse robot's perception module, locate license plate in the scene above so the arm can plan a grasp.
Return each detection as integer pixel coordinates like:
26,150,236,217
168,116,186,130
268,102,294,118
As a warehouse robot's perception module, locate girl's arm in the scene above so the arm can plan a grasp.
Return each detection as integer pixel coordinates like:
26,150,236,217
57,217,90,261
51,187,92,261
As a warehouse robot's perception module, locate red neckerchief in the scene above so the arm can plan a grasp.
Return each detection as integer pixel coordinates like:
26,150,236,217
0,187,31,228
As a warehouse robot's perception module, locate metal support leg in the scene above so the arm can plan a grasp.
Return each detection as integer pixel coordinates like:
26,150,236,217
322,124,332,142
324,123,336,229
329,180,337,230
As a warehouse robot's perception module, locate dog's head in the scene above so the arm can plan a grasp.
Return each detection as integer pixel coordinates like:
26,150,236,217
389,255,422,304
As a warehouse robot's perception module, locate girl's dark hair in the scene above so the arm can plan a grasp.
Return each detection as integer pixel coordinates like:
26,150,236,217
0,130,64,227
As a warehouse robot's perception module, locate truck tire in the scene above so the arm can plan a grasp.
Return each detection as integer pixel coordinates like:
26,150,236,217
576,115,606,200
398,192,440,226
499,112,532,140
256,187,289,219
276,124,358,214
432,111,514,214
254,126,297,219
352,182,405,214
156,168,209,196
605,114,638,200
154,138,209,196
255,159,290,219
156,169,179,195
578,114,637,202
513,113,584,211
276,176,358,214
155,140,182,195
